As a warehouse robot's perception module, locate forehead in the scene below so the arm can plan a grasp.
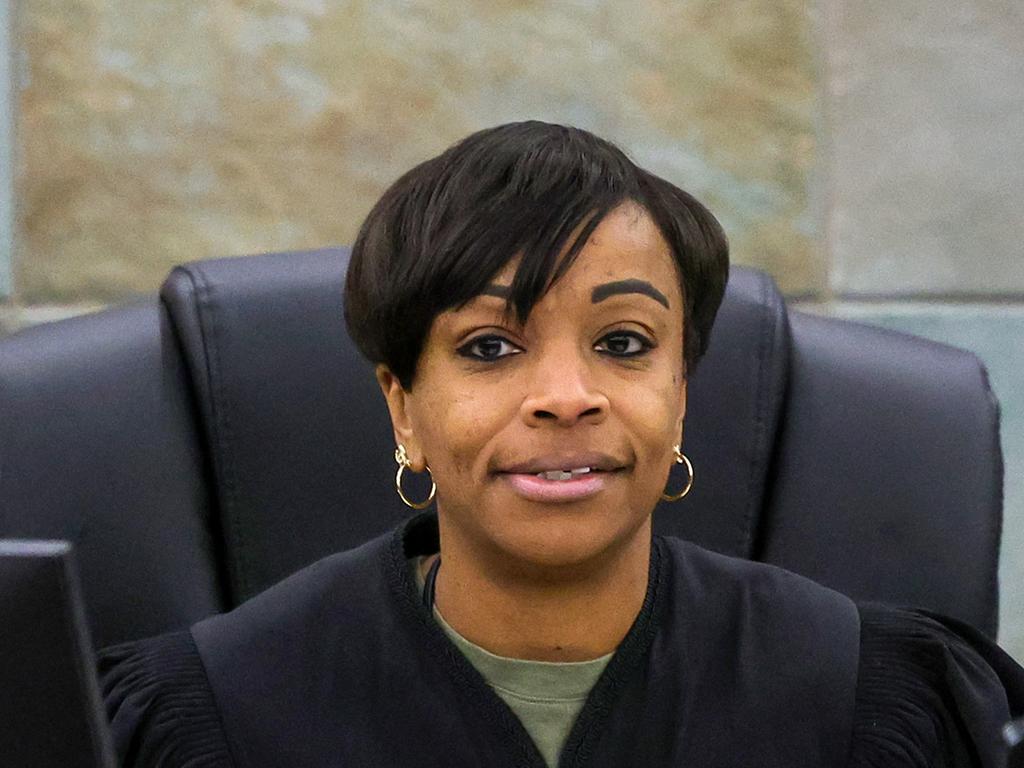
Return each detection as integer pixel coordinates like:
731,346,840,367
495,203,680,300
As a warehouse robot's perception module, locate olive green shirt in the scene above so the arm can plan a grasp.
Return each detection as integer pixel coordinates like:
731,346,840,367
413,558,612,767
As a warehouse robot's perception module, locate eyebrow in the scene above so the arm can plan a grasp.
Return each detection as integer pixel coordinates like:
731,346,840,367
477,279,670,309
591,279,670,309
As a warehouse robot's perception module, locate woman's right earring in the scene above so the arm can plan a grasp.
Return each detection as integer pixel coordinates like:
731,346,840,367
661,445,694,502
394,444,437,510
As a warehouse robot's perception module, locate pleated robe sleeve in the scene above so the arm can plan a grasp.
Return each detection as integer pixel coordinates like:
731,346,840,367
848,603,1024,767
98,630,235,767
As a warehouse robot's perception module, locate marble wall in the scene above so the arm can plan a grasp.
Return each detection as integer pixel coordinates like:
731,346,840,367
822,0,1024,296
12,0,820,303
0,0,13,295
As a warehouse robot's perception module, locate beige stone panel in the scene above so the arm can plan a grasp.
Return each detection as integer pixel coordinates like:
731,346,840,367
824,0,1024,295
17,0,820,303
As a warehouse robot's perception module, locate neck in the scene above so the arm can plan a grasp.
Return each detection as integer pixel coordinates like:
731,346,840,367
429,519,652,662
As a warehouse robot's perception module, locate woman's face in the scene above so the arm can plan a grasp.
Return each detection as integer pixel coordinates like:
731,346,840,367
380,202,687,569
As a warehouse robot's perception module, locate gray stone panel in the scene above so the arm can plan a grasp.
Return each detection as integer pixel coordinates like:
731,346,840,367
824,1,1024,296
1,0,13,297
827,304,1024,662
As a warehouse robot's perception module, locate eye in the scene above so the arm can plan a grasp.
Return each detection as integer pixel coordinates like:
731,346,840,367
457,334,523,362
595,331,654,358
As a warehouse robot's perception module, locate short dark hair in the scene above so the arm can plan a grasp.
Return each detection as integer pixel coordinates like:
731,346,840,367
344,121,729,389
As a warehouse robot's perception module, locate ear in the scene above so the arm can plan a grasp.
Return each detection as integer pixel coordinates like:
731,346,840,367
376,365,427,471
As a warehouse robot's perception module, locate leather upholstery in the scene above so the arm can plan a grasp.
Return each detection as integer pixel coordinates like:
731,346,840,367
760,311,1002,633
0,248,1003,643
664,262,789,558
0,302,225,647
160,251,401,605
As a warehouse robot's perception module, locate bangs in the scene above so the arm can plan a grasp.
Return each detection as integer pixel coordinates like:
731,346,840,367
448,202,625,326
412,127,640,326
345,121,728,389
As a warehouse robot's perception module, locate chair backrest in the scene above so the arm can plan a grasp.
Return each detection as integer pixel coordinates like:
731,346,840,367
0,300,225,647
761,311,1003,631
0,248,1003,646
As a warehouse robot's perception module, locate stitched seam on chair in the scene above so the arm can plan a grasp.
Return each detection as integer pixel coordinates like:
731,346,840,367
739,275,775,557
980,359,1003,638
158,285,233,611
191,266,248,604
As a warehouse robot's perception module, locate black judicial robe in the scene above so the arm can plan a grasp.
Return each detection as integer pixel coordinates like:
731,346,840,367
100,515,1024,767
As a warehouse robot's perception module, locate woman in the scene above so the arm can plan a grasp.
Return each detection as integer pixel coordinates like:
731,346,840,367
101,121,1024,767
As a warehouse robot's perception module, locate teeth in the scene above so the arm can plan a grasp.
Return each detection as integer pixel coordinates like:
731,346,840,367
537,467,593,481
538,470,573,481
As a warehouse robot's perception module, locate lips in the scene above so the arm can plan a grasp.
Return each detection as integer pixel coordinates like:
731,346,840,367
495,452,628,503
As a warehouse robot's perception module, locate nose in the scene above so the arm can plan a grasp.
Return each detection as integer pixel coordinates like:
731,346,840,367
520,347,609,428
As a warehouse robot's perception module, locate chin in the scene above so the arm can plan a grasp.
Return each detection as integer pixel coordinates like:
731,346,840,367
483,505,651,574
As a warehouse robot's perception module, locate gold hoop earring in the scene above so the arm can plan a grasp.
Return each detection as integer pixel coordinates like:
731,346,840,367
661,445,694,502
394,444,436,510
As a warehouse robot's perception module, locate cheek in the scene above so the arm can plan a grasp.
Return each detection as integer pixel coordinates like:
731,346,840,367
412,386,507,480
614,378,684,478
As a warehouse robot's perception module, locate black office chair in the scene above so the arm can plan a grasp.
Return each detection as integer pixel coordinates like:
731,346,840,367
0,248,1003,649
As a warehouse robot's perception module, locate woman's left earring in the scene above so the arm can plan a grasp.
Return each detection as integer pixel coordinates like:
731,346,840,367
394,444,437,510
661,445,694,502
